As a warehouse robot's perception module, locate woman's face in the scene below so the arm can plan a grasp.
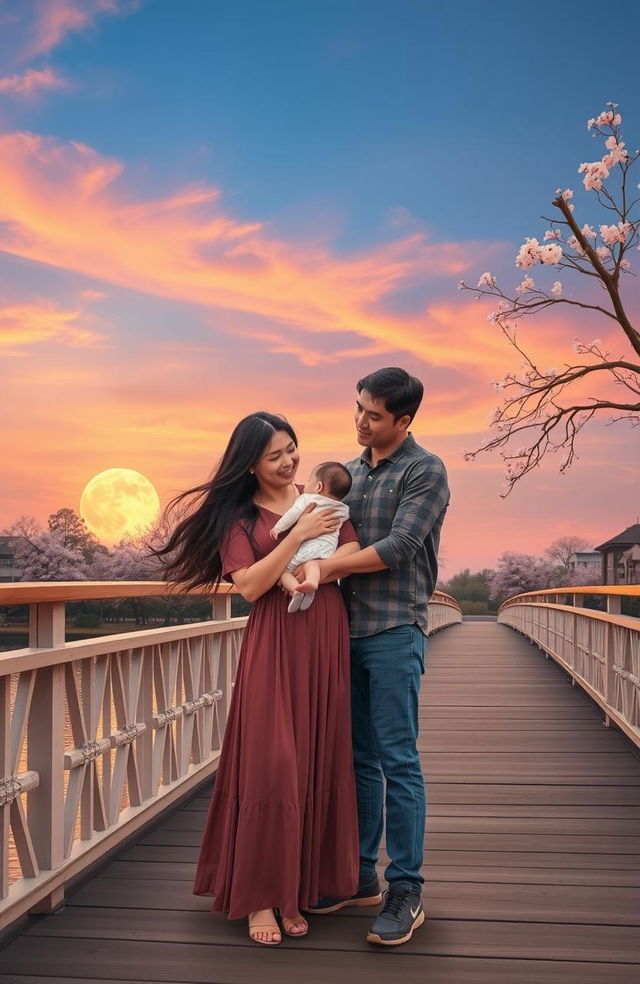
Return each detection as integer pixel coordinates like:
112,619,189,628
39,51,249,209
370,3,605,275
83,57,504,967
253,429,300,490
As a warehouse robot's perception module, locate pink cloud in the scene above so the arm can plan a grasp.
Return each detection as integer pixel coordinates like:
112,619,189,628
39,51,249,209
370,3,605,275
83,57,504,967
0,67,66,97
26,0,125,59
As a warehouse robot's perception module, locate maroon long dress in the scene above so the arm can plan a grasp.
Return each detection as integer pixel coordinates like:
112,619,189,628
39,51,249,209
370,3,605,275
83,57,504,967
193,506,360,920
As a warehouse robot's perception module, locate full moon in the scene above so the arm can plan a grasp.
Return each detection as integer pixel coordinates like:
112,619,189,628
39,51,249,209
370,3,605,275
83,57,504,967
80,468,161,546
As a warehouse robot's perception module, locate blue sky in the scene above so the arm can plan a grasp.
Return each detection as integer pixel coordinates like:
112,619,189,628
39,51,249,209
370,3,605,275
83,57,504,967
1,0,639,568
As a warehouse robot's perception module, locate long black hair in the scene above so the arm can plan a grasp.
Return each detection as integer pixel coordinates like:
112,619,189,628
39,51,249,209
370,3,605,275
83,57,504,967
154,411,297,590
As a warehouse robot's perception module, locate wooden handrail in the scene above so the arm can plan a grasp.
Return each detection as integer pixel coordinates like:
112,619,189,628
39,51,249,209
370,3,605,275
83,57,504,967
500,584,640,610
0,581,238,605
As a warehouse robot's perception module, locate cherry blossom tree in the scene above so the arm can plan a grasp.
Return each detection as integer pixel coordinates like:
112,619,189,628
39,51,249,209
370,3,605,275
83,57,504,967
489,552,556,602
5,516,90,581
544,535,592,572
459,103,640,495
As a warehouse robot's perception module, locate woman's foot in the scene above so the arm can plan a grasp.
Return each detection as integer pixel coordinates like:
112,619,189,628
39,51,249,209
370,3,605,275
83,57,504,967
280,911,309,937
248,908,282,945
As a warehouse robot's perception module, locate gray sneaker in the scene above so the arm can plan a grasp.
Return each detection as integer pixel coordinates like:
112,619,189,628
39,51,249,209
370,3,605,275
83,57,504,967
366,886,425,945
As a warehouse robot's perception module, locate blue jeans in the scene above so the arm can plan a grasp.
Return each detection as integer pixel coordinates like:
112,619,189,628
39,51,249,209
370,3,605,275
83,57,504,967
350,624,426,891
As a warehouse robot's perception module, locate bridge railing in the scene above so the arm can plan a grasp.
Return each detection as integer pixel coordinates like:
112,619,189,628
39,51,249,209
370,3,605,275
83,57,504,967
427,590,463,632
499,586,640,750
0,581,461,930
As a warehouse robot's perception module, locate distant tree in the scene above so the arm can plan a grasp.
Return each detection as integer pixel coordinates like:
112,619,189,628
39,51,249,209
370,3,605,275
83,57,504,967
5,517,90,581
544,535,592,572
489,552,555,602
48,508,102,560
439,567,496,615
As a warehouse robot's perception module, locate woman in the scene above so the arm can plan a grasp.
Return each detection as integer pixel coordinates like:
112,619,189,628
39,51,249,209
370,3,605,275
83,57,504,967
157,412,360,945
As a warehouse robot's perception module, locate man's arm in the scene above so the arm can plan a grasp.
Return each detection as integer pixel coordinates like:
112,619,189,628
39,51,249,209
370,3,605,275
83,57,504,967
319,457,449,581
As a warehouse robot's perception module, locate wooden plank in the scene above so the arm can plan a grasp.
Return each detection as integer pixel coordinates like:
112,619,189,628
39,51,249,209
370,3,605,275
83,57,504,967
65,877,640,926
419,734,629,751
425,817,640,835
101,857,640,888
427,804,640,818
157,810,640,836
425,783,640,805
19,907,640,962
0,941,636,984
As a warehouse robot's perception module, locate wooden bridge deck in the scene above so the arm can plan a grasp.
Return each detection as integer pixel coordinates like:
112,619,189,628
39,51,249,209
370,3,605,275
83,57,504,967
1,621,640,983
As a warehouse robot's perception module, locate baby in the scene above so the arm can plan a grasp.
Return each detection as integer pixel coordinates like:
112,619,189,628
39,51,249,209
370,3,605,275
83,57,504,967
270,461,351,613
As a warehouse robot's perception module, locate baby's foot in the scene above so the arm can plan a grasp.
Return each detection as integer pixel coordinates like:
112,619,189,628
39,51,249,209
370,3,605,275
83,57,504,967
295,578,319,594
288,592,304,613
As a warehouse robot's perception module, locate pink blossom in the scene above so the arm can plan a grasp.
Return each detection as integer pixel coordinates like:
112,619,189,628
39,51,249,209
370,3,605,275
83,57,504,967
578,159,610,191
477,272,496,288
587,118,596,130
596,246,610,259
515,237,541,269
599,221,631,246
551,281,562,296
604,137,628,164
516,275,535,293
566,235,585,256
596,110,622,127
562,189,573,201
544,229,562,241
539,243,562,265
620,259,631,270
581,224,596,239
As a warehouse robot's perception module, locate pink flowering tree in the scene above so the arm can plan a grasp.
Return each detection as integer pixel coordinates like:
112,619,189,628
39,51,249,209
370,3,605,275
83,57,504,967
459,103,640,494
489,552,556,602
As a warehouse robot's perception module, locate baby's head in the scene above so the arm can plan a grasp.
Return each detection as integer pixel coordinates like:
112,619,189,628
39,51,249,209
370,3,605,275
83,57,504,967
304,461,352,500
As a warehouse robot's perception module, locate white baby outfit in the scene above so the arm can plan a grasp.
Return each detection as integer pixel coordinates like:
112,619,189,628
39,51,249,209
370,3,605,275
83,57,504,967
272,493,350,571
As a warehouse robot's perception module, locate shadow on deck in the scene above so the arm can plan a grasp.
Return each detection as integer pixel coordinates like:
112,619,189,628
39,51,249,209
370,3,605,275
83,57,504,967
1,621,639,984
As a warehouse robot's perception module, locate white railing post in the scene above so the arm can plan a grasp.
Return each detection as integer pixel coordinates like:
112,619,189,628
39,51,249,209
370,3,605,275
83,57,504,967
211,595,232,620
26,601,66,913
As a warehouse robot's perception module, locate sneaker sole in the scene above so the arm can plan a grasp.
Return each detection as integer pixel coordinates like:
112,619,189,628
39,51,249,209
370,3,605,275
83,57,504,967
305,893,382,914
366,909,425,945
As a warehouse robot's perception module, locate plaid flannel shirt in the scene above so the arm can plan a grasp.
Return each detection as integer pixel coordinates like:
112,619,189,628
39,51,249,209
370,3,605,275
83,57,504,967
341,434,449,637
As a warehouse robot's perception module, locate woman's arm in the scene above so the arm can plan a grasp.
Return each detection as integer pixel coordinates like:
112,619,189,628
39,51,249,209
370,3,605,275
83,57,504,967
229,507,340,602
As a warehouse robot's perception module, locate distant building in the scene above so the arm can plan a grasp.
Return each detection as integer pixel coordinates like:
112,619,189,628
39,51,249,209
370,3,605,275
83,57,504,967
595,524,640,585
0,536,21,582
568,551,601,576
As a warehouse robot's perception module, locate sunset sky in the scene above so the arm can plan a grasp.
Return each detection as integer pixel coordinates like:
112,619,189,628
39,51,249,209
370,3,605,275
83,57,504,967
1,0,639,573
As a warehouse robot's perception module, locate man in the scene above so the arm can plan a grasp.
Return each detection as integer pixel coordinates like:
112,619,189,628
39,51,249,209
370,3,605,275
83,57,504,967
306,367,449,946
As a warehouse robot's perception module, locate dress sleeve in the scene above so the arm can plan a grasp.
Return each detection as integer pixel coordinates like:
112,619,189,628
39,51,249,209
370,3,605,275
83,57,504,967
221,521,256,580
338,519,360,547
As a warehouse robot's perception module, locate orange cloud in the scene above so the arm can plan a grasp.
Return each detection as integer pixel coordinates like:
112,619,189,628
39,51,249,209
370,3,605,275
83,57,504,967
0,68,66,97
0,299,106,353
0,132,498,370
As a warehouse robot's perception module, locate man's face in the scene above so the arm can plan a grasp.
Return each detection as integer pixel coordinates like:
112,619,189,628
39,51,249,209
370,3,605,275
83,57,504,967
354,389,410,450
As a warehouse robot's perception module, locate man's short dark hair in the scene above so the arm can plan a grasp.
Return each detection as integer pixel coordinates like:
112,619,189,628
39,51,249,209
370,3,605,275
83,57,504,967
357,367,424,422
315,461,352,500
